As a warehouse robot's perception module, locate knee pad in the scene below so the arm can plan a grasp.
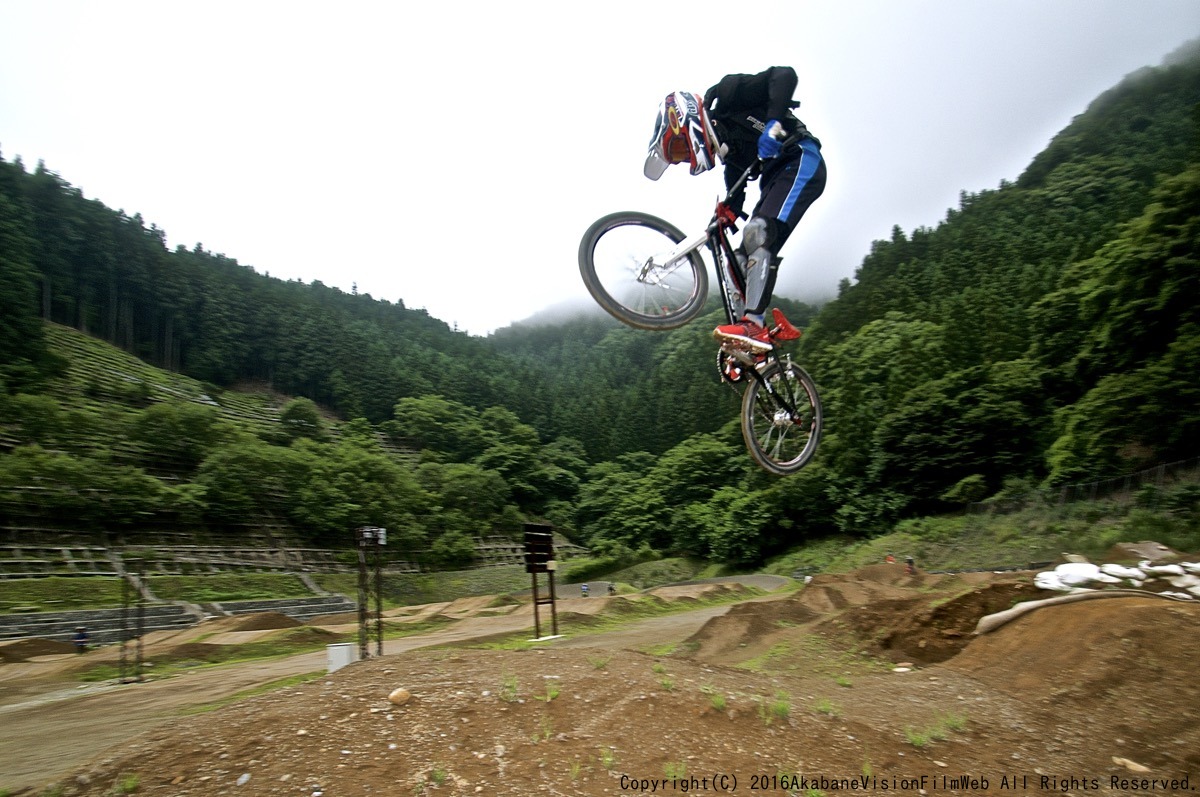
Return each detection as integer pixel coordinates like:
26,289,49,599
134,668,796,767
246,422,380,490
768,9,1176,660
742,216,771,254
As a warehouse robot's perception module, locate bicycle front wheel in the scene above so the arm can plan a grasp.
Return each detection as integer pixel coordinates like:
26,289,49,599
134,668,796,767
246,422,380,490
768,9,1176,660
578,211,708,330
741,361,822,475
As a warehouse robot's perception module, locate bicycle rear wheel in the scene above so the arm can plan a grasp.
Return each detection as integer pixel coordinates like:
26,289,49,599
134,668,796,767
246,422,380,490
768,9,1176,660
578,211,708,330
741,361,822,475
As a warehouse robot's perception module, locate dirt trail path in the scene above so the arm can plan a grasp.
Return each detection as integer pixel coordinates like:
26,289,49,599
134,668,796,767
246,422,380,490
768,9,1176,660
0,594,746,792
7,567,1199,797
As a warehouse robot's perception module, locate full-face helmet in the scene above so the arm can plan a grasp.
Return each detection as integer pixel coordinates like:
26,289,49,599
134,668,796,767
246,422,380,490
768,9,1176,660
643,91,718,180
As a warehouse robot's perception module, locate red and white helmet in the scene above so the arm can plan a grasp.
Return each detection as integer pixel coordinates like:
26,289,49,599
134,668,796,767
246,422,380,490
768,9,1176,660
644,91,718,180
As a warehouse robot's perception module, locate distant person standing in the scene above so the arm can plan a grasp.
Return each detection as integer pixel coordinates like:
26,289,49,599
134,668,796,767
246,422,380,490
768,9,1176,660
885,553,896,564
905,556,916,576
581,583,590,598
73,626,89,654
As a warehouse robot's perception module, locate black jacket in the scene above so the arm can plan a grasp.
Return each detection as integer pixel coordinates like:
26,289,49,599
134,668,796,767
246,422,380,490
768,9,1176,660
704,66,818,204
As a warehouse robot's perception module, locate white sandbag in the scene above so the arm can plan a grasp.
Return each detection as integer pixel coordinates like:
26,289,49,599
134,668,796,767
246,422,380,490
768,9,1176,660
1056,562,1102,586
1100,563,1145,580
1141,563,1185,576
1034,572,1072,592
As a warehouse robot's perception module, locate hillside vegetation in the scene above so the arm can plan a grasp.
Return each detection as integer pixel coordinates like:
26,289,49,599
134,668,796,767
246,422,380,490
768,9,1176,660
1,41,1198,566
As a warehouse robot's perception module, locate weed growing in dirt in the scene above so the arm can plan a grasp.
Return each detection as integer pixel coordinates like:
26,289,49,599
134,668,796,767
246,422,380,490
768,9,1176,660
588,655,610,669
499,673,520,703
659,677,675,691
906,710,967,747
664,761,687,779
937,710,967,731
105,773,140,795
599,746,617,770
835,675,853,687
429,766,447,786
768,691,791,723
698,682,727,710
651,662,667,674
813,697,840,717
534,679,561,702
569,761,583,781
755,692,792,725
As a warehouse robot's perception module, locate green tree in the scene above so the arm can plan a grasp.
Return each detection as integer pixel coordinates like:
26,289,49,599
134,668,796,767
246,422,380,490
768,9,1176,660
417,461,510,522
195,440,311,524
290,439,429,547
277,397,329,444
129,401,234,473
0,189,45,386
870,360,1050,514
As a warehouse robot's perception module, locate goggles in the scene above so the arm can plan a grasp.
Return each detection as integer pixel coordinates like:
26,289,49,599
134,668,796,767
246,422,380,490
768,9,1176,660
663,131,691,164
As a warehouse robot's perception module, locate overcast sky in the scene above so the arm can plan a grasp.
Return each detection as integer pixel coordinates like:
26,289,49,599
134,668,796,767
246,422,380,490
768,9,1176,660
2,1,1198,335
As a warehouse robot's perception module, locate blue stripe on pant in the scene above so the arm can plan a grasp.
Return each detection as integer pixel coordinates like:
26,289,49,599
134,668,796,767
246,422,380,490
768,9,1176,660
777,138,824,223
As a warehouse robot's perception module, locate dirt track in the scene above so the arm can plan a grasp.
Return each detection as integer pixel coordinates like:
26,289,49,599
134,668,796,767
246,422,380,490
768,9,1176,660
2,568,1198,796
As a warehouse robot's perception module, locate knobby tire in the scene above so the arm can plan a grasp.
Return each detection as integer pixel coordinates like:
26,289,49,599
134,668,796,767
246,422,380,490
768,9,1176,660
741,361,822,475
578,211,708,330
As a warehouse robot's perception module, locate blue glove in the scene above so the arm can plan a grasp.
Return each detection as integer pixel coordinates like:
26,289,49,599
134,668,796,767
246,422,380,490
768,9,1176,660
757,120,783,159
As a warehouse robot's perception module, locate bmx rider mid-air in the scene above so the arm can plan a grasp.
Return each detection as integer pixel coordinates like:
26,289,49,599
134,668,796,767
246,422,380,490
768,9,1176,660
642,65,827,352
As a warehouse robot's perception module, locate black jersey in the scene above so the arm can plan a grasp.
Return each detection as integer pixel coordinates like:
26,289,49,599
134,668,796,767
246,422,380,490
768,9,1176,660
704,66,819,192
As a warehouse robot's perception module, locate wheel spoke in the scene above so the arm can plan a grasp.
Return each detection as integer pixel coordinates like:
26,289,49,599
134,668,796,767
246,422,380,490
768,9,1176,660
741,362,822,475
580,214,706,329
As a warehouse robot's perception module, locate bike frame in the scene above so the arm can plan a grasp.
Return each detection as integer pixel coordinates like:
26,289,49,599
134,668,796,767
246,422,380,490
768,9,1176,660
697,160,810,417
647,162,757,327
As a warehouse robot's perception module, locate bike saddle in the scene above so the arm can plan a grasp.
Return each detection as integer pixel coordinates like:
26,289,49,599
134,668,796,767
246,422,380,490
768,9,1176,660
769,308,803,341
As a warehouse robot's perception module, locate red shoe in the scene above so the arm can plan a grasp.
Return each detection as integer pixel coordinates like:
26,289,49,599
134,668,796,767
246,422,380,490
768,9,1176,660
768,308,803,341
713,316,773,352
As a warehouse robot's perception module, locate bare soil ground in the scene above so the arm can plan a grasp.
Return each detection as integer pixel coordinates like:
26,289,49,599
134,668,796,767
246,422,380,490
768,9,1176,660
2,566,1198,796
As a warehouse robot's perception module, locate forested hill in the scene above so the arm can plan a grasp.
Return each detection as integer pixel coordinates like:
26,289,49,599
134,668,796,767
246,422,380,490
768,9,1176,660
0,167,524,423
786,39,1200,529
1,41,1198,564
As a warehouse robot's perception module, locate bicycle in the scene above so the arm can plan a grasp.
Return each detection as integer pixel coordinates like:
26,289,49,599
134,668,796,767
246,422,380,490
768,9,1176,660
577,158,823,475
